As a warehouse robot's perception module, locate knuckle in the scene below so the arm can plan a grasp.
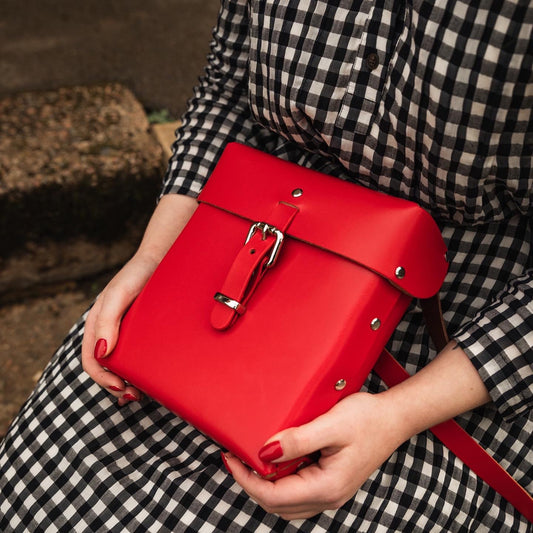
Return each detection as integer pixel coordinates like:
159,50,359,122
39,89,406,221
326,499,344,511
256,492,283,514
262,504,277,515
93,316,108,333
94,303,114,325
259,496,277,511
283,430,309,457
326,493,349,510
322,487,346,508
329,500,347,512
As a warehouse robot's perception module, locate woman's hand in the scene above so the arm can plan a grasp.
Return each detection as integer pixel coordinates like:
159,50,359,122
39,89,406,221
223,342,491,520
81,254,161,404
225,391,406,520
81,194,198,405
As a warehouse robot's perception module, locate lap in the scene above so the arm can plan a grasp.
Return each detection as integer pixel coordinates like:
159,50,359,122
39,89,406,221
0,313,528,532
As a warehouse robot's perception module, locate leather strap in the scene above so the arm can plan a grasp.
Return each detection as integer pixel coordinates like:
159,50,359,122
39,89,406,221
212,202,299,330
374,296,533,522
420,294,449,352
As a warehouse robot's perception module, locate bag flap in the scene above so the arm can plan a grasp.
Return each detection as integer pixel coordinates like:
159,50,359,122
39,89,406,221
198,143,448,298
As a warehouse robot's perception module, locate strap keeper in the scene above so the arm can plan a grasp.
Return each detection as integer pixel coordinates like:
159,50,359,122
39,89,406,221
214,292,246,315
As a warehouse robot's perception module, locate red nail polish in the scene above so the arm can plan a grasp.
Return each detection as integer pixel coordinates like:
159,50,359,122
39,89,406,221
109,385,123,392
220,452,233,475
94,338,107,360
123,393,139,401
258,440,283,462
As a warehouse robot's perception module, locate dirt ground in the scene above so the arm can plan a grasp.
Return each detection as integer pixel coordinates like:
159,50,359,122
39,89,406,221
0,271,115,438
0,99,179,441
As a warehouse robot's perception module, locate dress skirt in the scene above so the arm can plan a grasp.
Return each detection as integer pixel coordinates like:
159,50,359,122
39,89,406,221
1,219,531,532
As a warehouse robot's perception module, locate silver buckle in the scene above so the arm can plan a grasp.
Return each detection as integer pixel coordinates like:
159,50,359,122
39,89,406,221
244,222,285,268
214,292,246,315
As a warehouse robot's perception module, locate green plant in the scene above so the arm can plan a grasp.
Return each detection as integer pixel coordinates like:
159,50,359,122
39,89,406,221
147,109,174,124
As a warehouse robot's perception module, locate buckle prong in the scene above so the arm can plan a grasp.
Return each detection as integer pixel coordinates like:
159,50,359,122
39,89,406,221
245,222,285,268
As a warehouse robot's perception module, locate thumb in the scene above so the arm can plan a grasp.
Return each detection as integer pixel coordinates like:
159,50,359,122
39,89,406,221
93,286,135,359
92,255,157,361
258,411,341,464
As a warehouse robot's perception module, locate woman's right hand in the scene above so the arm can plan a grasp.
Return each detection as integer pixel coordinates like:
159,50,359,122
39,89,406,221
81,253,160,405
81,194,198,405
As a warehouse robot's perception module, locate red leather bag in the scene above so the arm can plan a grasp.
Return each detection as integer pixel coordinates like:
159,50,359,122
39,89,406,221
104,142,447,478
101,144,533,521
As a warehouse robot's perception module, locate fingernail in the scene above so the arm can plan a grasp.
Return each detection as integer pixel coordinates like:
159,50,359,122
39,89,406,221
94,338,107,360
123,393,139,402
109,385,123,392
220,452,233,475
258,440,283,462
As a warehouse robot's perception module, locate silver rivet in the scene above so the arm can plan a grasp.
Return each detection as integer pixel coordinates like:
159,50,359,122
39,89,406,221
370,318,381,330
335,379,347,391
395,266,405,279
292,188,303,198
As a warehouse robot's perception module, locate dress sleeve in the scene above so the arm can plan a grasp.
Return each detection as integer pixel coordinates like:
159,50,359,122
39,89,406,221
160,0,280,198
454,267,533,423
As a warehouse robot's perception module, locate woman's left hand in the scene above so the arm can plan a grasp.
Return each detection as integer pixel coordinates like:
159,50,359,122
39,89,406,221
222,342,491,520
223,391,408,520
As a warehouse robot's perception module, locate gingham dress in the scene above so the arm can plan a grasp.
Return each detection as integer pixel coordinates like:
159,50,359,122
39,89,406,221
1,0,532,531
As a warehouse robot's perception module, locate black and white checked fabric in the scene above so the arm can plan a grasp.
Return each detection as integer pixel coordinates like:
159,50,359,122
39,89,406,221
1,0,532,531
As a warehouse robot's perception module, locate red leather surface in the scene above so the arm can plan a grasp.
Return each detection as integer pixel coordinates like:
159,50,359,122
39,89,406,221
107,203,411,477
200,143,448,299
105,143,447,479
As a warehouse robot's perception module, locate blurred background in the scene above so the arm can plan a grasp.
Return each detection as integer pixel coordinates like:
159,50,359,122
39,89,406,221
0,0,220,436
0,0,219,113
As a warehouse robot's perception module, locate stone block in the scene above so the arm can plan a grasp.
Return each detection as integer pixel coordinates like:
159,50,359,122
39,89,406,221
0,84,166,296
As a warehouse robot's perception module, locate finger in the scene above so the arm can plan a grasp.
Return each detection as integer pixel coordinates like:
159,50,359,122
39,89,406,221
81,299,127,393
259,407,346,464
92,285,136,358
83,353,126,393
92,287,143,398
229,456,352,519
80,297,100,367
120,386,143,405
227,453,329,511
81,302,118,382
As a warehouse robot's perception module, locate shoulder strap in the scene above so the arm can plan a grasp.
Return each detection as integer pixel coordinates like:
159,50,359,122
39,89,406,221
373,294,533,522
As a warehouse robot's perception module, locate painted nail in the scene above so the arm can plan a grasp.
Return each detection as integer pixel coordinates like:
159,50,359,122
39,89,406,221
109,385,123,392
220,452,233,475
94,338,107,360
123,393,139,402
258,440,283,462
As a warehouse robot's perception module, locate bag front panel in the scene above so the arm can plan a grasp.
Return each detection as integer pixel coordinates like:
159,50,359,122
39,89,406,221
108,202,411,476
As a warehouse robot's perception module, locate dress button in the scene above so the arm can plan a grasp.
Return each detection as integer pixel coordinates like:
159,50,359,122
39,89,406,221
366,52,379,71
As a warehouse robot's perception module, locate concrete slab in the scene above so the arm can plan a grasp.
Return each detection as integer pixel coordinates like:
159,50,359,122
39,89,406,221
0,84,166,297
0,85,180,437
0,66,197,436
152,120,182,160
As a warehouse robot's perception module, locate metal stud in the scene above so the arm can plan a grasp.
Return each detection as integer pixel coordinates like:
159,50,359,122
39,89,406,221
292,188,303,198
335,379,347,391
395,266,406,280
370,318,381,330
